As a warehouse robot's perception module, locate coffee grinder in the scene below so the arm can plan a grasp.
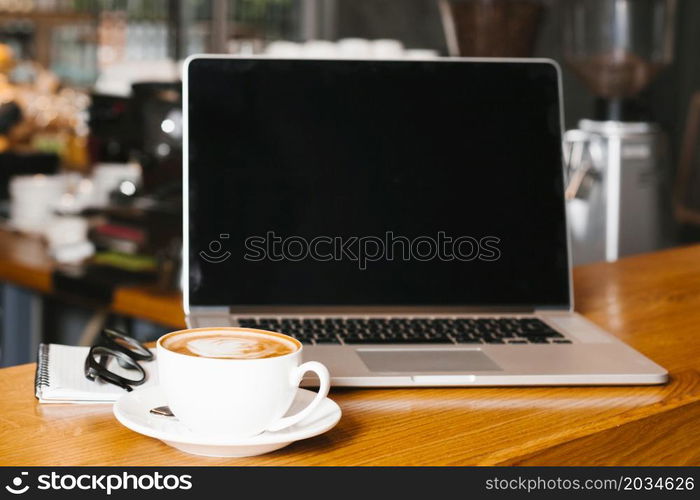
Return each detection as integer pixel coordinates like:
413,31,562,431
562,0,676,264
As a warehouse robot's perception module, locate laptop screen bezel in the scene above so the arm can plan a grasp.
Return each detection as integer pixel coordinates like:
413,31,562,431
182,55,573,315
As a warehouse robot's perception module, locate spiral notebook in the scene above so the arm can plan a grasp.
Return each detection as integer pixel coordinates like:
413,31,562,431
35,343,158,404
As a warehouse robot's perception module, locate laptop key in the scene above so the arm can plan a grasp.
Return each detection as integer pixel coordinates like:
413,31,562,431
407,336,453,343
484,338,505,344
342,334,365,343
521,331,562,338
425,333,452,341
344,337,390,344
315,336,341,344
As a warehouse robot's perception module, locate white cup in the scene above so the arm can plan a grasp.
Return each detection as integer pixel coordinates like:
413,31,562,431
265,41,303,58
337,38,372,58
9,174,66,233
44,216,89,249
303,40,338,58
157,327,330,437
371,39,405,59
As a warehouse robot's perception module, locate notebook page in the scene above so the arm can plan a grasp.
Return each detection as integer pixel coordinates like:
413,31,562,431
39,344,158,403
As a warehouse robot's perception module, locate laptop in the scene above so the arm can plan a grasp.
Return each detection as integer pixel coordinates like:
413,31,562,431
183,55,667,386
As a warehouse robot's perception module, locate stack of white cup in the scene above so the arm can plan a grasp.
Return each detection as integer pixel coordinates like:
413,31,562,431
265,38,439,60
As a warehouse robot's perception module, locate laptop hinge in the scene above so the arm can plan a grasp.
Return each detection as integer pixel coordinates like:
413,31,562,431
188,306,230,316
535,305,572,314
223,305,542,316
189,305,574,316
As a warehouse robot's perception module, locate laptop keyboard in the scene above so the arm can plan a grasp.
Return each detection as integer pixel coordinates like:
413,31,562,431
236,317,571,346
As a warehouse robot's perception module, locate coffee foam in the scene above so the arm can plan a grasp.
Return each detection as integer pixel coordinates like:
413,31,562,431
163,330,297,360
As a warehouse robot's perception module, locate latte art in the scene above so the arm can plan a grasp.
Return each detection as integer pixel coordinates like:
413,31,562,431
187,337,287,359
162,329,297,360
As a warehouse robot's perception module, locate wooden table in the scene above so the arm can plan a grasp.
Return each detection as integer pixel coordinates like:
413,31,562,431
1,243,699,465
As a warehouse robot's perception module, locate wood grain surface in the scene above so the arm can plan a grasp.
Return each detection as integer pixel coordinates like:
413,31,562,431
0,236,699,465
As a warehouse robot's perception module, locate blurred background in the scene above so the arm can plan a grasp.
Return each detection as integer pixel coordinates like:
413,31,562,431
1,0,699,366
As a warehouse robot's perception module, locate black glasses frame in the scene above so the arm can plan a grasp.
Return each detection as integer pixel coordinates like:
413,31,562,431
84,328,154,392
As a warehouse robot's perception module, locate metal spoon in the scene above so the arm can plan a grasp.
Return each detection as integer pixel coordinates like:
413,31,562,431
150,405,175,417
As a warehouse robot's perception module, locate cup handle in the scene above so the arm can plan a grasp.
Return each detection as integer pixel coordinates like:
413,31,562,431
265,361,330,432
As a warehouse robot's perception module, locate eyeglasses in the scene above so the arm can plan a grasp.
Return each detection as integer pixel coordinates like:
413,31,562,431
84,328,154,392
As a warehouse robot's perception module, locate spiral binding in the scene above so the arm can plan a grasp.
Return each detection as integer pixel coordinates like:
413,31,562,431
35,343,51,390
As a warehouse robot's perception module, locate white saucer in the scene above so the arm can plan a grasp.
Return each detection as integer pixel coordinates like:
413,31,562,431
113,386,341,457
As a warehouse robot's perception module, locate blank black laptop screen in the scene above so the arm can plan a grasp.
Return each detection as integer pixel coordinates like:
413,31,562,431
186,58,570,308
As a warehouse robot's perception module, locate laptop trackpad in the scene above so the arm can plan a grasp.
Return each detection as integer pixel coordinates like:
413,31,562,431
357,349,502,372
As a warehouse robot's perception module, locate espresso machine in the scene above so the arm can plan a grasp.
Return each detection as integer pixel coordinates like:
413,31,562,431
562,0,676,264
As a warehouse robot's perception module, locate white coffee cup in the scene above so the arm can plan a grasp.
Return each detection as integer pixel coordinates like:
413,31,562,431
157,327,330,437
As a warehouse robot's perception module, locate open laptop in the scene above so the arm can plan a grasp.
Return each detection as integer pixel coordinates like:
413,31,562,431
183,55,667,386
